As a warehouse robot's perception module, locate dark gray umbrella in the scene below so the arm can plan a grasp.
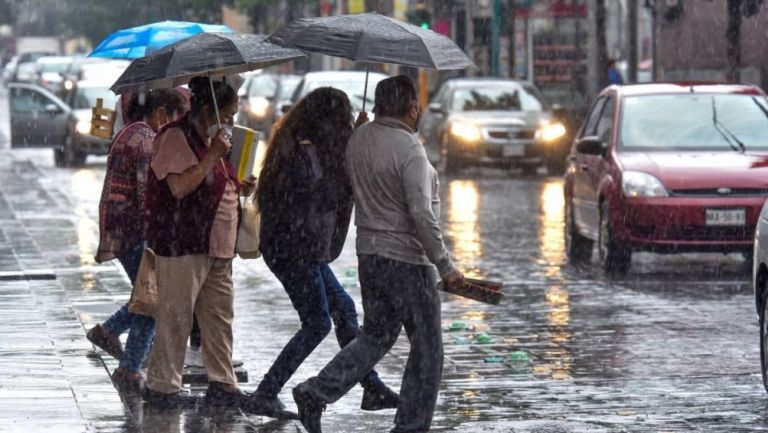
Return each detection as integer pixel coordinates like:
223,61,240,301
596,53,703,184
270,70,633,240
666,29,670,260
268,13,474,110
111,32,305,127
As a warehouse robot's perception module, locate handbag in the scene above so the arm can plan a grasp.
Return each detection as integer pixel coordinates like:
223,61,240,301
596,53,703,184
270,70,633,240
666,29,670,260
236,194,261,259
128,248,157,316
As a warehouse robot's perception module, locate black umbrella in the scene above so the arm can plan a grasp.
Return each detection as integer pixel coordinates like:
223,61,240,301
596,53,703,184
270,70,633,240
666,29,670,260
111,32,305,128
268,13,474,111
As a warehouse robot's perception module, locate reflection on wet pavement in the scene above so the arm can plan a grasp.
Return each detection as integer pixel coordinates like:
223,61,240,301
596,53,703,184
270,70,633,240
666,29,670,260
2,148,768,432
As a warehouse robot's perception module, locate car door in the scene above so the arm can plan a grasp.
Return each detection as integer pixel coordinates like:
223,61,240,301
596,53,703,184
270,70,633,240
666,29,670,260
582,95,616,232
10,85,68,147
572,97,606,237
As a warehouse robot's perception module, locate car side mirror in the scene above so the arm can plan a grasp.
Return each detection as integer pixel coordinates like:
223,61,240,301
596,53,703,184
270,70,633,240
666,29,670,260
281,104,292,114
428,102,444,114
576,136,606,156
44,103,61,114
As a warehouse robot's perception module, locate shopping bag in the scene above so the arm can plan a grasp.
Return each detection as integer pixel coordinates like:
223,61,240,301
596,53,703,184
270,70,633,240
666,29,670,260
128,248,157,316
236,194,261,259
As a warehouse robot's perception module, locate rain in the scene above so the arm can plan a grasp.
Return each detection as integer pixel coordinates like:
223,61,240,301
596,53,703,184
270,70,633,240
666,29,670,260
2,1,768,432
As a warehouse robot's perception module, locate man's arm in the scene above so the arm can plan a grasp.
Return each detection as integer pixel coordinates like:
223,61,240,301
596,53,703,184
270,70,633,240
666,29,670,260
401,152,457,278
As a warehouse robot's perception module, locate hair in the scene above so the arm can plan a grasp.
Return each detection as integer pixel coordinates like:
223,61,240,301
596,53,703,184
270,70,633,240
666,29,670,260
187,76,238,118
257,87,353,212
124,88,187,124
372,75,418,118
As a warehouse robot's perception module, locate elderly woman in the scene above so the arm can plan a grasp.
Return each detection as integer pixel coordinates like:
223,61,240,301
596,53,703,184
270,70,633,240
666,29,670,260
143,76,255,408
89,88,188,393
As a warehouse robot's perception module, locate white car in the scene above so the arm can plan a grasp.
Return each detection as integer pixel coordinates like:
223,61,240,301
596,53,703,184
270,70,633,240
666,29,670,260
753,200,768,392
287,70,389,117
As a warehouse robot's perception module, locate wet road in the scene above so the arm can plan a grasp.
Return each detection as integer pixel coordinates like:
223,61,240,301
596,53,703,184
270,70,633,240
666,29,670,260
2,85,768,432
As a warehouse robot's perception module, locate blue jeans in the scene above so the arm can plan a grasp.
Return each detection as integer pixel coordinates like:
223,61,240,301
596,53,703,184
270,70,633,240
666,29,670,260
102,244,155,372
256,255,383,397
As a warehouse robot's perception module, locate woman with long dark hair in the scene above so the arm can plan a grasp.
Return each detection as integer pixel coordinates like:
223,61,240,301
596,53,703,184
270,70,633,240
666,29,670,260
244,87,398,418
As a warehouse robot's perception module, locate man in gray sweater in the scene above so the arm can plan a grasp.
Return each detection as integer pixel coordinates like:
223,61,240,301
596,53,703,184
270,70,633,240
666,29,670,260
293,75,464,433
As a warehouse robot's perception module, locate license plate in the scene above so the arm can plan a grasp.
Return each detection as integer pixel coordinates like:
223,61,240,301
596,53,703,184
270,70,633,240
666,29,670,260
705,209,746,226
502,145,524,157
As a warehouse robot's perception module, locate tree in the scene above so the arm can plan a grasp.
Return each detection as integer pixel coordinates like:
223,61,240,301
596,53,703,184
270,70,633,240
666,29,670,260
726,0,763,83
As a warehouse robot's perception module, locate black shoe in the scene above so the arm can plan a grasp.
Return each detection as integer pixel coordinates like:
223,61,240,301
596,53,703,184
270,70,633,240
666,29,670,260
293,383,325,433
204,381,250,408
87,324,123,359
243,391,299,420
112,368,145,395
361,384,399,411
143,387,199,409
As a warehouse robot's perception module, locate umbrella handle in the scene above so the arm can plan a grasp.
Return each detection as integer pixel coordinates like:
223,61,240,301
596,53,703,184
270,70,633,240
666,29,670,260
362,65,369,113
209,74,222,129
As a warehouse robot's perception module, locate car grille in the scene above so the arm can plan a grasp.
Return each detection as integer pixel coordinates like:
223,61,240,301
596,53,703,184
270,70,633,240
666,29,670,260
485,129,536,140
628,225,754,241
670,188,768,197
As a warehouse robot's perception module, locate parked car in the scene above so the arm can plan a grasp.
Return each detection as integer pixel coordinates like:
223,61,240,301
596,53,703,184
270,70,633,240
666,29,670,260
286,70,389,118
8,81,116,166
7,51,56,82
14,62,39,83
236,73,301,136
2,55,19,83
35,56,74,94
419,78,567,175
564,83,768,274
754,200,768,392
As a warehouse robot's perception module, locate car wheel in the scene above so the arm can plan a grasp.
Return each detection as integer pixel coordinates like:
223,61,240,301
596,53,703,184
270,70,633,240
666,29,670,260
565,199,593,263
598,201,631,274
61,135,86,167
438,136,462,175
760,287,768,393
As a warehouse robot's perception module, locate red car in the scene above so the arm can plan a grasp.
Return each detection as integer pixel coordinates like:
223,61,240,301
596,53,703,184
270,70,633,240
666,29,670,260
564,83,768,274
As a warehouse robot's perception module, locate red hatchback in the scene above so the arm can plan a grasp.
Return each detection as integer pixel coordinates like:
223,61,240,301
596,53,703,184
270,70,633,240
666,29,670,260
564,83,768,273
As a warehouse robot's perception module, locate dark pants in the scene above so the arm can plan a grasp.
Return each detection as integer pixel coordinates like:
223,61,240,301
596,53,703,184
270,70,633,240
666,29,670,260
256,254,383,397
303,255,443,433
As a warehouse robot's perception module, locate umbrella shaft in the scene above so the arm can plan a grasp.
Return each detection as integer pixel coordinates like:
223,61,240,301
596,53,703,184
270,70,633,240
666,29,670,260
209,75,221,128
362,65,370,113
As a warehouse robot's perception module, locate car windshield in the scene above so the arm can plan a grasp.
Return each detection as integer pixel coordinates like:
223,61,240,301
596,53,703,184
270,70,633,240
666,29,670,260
451,85,548,112
39,61,71,73
248,74,278,97
620,94,768,151
276,77,301,101
304,76,385,111
73,86,117,110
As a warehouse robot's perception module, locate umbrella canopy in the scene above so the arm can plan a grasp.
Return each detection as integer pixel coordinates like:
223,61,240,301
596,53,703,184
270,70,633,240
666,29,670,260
110,32,305,94
267,13,474,71
89,20,234,59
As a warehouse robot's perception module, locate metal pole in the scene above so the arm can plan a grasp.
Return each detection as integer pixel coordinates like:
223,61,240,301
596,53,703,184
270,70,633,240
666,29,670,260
490,0,501,76
465,0,474,76
650,1,658,81
628,0,638,82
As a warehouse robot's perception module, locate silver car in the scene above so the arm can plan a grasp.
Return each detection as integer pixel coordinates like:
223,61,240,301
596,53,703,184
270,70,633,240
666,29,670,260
420,78,568,175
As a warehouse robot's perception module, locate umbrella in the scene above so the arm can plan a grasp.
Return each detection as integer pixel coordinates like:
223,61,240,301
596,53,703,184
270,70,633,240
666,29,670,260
89,20,234,59
111,32,305,129
267,12,474,110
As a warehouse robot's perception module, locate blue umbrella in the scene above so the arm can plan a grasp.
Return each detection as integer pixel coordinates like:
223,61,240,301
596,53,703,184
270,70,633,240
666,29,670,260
89,20,234,59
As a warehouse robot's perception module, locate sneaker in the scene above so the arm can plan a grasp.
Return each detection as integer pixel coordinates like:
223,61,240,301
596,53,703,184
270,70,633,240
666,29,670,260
360,384,399,411
112,368,145,395
293,383,325,433
243,391,299,420
143,387,199,409
87,324,123,360
184,346,244,368
204,381,250,408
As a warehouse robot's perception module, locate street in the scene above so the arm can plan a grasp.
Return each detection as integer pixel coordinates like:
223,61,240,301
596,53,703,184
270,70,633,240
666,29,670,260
1,83,767,433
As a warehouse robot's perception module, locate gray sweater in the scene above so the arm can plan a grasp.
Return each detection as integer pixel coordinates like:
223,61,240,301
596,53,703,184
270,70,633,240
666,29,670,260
346,116,456,277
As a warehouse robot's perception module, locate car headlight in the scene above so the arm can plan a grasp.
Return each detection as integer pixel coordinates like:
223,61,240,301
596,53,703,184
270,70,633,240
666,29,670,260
63,80,74,91
76,120,92,135
622,171,668,197
449,121,481,143
535,121,567,142
249,96,270,118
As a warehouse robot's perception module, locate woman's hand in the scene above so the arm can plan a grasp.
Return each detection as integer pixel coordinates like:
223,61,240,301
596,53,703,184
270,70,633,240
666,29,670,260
240,175,257,197
209,128,232,160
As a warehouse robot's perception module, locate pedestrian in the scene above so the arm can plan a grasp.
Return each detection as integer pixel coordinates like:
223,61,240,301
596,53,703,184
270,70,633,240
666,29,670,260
292,75,464,433
142,76,256,408
244,87,399,419
88,88,189,393
607,59,624,85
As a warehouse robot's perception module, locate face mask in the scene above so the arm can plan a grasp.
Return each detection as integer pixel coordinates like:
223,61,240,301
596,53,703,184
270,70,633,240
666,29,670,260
207,124,233,140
